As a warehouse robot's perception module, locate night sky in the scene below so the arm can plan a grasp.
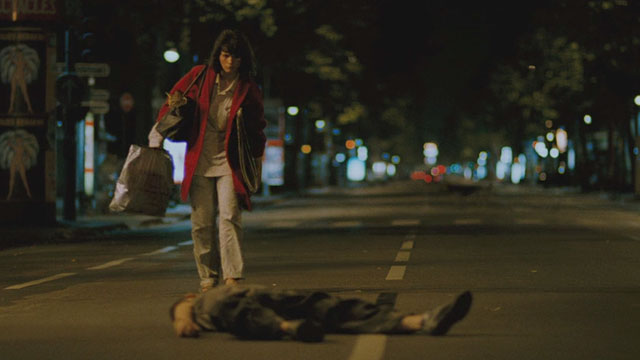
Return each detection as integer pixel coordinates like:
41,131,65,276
371,1,544,113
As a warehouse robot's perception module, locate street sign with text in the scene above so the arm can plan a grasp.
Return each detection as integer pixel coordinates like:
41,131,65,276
75,62,110,77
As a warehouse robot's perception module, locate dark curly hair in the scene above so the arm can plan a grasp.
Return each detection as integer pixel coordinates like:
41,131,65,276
207,29,256,78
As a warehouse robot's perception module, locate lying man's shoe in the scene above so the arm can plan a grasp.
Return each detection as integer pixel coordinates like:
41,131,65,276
421,291,472,336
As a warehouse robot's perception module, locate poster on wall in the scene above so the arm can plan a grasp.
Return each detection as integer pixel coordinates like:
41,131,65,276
0,27,50,203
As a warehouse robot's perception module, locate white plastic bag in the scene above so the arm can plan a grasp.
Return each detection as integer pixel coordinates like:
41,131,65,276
109,145,174,217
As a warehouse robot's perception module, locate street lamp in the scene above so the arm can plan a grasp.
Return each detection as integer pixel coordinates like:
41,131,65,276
163,48,180,63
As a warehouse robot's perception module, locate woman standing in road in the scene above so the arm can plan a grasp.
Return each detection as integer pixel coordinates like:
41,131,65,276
150,29,266,292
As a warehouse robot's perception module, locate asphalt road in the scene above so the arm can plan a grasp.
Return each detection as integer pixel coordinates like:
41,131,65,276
1,181,639,359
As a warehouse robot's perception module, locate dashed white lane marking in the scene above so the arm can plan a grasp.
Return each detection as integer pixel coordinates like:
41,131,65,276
400,240,414,250
5,273,77,290
178,240,194,246
86,257,135,270
331,221,361,228
516,219,544,225
268,221,300,228
394,250,411,262
385,265,406,280
391,219,420,226
348,334,387,360
141,246,178,256
454,218,482,225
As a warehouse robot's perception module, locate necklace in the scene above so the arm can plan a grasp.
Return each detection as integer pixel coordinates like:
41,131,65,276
217,74,238,95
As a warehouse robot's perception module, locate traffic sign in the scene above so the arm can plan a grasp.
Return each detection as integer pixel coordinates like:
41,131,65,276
81,100,110,114
75,62,110,77
89,89,110,101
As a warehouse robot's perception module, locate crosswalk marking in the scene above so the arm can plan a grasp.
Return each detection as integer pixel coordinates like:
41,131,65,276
391,219,420,226
86,257,135,270
385,265,406,280
454,218,482,225
4,273,77,290
395,251,411,262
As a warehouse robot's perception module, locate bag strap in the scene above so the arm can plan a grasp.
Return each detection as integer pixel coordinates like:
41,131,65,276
184,65,208,95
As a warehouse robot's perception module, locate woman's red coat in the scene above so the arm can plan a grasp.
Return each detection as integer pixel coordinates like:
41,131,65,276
156,65,266,210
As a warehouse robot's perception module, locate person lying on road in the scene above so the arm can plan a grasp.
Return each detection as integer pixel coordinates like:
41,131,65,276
170,284,472,342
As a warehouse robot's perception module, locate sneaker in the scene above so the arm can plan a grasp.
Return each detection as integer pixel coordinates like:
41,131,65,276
292,319,325,343
422,291,472,336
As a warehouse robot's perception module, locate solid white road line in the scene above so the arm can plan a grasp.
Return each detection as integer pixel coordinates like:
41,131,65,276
5,272,77,290
86,257,135,270
348,335,387,360
391,219,420,226
454,218,482,225
400,240,414,250
178,240,194,246
141,246,178,256
395,250,411,262
385,265,406,280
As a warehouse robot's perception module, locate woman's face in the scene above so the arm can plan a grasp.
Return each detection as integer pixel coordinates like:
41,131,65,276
219,50,241,75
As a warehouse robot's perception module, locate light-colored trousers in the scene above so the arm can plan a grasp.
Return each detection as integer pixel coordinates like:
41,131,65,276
189,174,243,287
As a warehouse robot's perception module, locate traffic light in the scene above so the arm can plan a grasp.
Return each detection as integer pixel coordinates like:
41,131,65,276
78,16,99,62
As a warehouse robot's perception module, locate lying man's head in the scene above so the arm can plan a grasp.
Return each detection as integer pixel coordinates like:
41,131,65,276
170,293,201,337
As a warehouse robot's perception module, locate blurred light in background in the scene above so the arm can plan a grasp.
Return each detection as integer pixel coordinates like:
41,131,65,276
335,153,346,163
463,167,473,179
634,95,640,106
391,155,400,164
558,161,566,174
314,119,326,130
500,147,512,163
386,164,396,176
355,138,364,147
345,140,356,150
347,158,366,181
583,114,592,125
511,162,523,184
372,161,386,176
332,128,341,136
545,131,555,142
518,154,527,180
287,106,299,116
381,152,390,161
163,48,180,63
357,146,368,161
568,148,576,169
301,144,312,154
539,172,547,181
545,120,553,128
549,147,559,158
556,128,568,152
476,165,487,179
496,161,507,180
534,141,549,158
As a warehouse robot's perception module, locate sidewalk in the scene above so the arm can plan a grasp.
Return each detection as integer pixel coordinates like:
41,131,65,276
2,181,639,250
0,193,289,250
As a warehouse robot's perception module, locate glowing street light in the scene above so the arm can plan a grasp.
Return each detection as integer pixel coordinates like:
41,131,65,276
635,95,640,106
584,114,592,125
163,48,180,63
287,106,299,116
